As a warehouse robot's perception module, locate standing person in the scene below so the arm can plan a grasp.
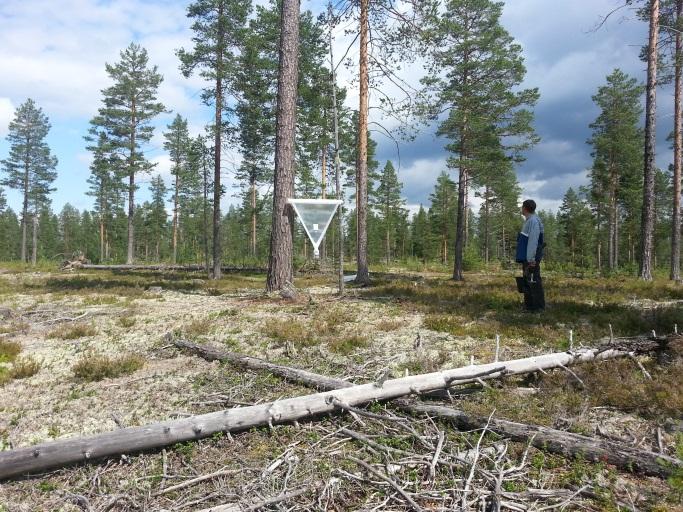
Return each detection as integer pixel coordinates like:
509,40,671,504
516,199,545,311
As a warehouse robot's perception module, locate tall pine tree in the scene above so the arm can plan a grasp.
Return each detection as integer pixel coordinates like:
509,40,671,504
423,0,538,280
163,114,191,264
1,99,58,264
179,0,252,279
88,43,165,264
588,69,644,271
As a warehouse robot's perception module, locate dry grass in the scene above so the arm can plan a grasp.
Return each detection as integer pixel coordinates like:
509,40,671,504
327,331,369,355
182,318,212,338
9,355,41,379
0,339,21,363
47,323,97,340
72,352,145,381
117,316,136,328
262,318,315,346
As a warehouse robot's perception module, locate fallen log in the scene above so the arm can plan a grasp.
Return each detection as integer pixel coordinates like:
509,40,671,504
403,403,682,479
0,336,672,480
174,335,669,392
0,357,519,480
180,337,683,479
72,264,266,273
174,339,352,391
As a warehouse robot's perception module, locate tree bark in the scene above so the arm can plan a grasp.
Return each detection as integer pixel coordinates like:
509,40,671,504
21,162,29,263
31,214,38,266
672,0,683,283
640,0,660,281
251,178,257,257
453,165,467,281
212,2,225,281
172,175,179,265
266,0,300,291
355,0,370,286
329,15,344,296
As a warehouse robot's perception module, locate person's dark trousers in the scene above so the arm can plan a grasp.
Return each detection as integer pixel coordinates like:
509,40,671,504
521,262,545,311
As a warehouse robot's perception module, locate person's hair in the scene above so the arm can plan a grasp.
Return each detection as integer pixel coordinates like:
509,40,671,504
522,199,536,213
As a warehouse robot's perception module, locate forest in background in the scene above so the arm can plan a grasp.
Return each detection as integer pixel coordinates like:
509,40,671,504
0,0,681,280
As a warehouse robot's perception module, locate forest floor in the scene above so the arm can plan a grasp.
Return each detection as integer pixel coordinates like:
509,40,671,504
0,265,682,511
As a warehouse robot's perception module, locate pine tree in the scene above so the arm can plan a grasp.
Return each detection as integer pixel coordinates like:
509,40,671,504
373,161,406,263
423,0,538,280
559,188,595,267
163,114,191,264
59,204,82,256
179,0,252,279
588,69,644,271
86,132,122,262
267,0,301,291
235,5,276,258
428,172,457,264
640,0,660,280
88,43,165,264
1,99,58,265
410,205,430,261
148,175,168,260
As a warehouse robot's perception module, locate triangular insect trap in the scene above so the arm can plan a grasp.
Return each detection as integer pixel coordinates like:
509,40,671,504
288,198,342,258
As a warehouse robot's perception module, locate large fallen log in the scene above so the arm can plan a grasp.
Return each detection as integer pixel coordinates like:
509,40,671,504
180,337,683,478
70,263,266,273
174,335,669,392
403,403,682,478
0,336,672,480
0,358,514,480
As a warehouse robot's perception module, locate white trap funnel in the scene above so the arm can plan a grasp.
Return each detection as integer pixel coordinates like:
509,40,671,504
288,198,342,259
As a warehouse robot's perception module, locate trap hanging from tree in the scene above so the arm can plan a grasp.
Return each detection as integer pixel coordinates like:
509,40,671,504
288,198,342,259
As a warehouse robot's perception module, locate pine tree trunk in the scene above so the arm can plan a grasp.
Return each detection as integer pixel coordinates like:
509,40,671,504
127,171,135,264
266,0,300,292
212,3,225,281
172,175,179,264
453,164,466,281
609,191,617,271
251,179,257,257
672,0,683,282
99,219,105,263
31,214,38,266
21,165,28,263
355,0,370,285
321,147,327,260
484,186,490,264
640,0,660,281
203,152,210,277
329,13,344,296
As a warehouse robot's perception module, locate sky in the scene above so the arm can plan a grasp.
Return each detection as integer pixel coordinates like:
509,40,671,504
0,0,669,217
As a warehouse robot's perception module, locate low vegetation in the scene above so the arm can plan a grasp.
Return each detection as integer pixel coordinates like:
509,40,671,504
47,323,97,340
71,352,144,381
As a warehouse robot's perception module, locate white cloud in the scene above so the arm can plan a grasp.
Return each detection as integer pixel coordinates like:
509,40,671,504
0,98,14,137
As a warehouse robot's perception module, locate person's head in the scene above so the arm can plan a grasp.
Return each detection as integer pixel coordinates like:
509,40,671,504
521,199,536,218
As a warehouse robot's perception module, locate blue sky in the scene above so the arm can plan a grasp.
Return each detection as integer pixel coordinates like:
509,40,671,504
0,0,670,216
